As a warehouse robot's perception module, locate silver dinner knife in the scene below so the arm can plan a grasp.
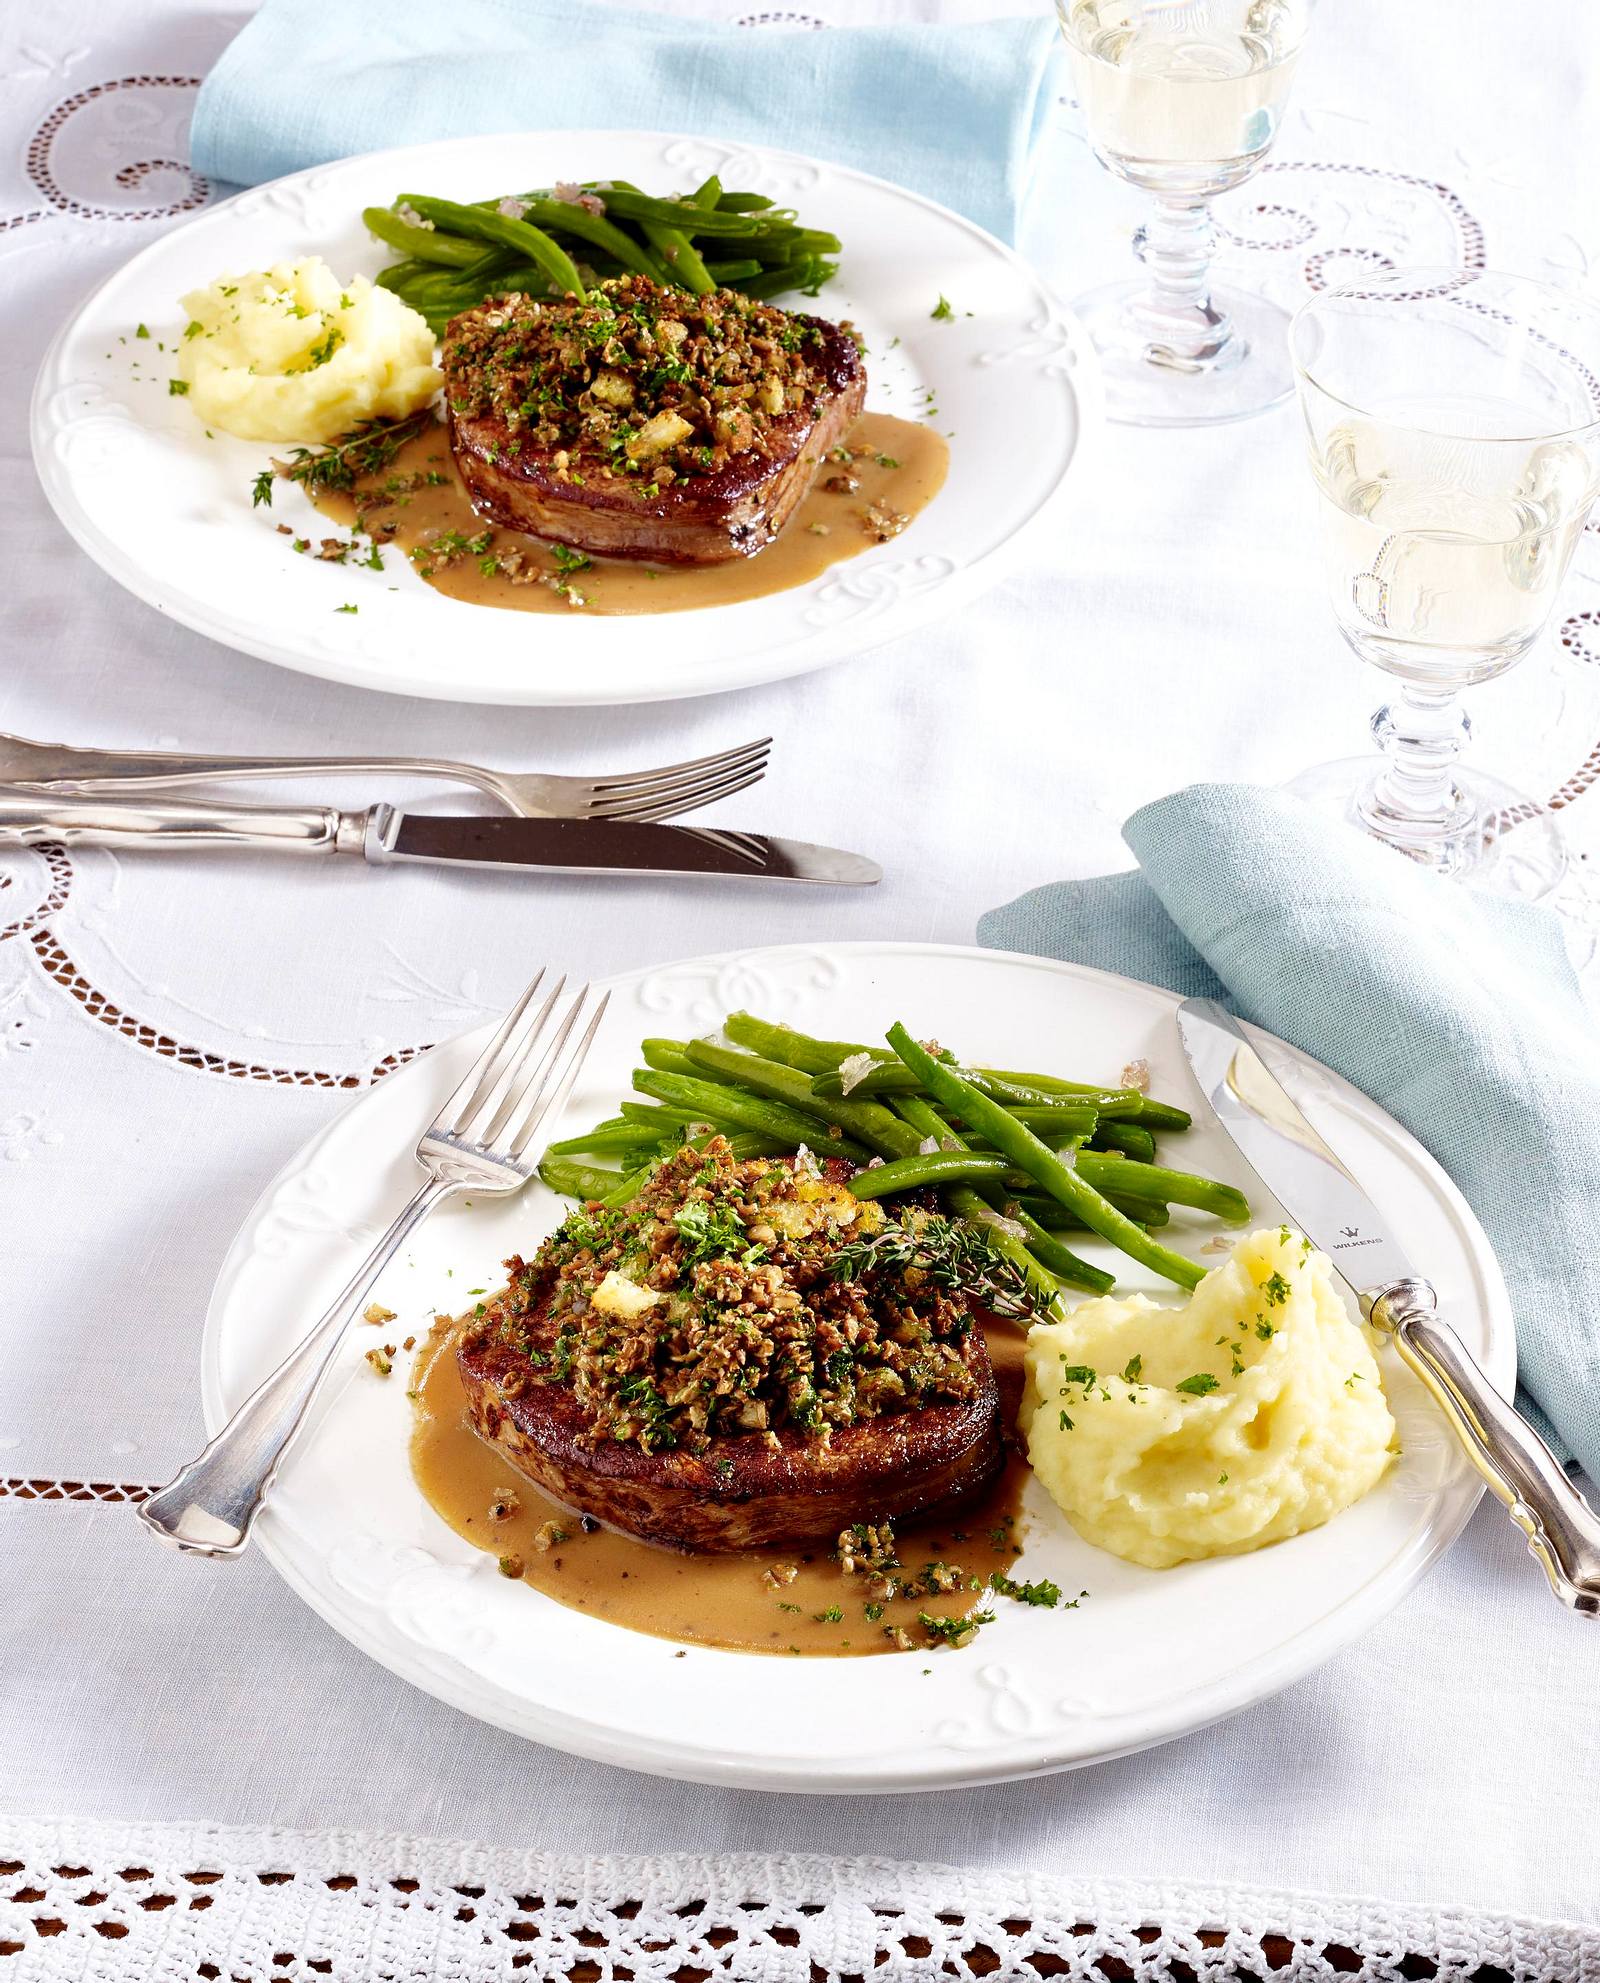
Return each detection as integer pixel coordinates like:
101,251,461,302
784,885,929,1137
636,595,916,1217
0,791,880,885
1176,995,1600,1615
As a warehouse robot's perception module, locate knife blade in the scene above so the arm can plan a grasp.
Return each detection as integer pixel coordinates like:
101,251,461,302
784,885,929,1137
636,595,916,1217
1173,995,1412,1297
0,791,881,886
1176,994,1600,1614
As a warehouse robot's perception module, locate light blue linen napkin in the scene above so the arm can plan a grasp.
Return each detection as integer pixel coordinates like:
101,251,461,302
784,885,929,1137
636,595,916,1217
190,0,1064,243
978,784,1600,1481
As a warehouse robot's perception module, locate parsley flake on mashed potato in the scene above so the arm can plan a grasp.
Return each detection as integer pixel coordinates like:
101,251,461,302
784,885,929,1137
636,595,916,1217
173,257,441,443
1020,1226,1396,1569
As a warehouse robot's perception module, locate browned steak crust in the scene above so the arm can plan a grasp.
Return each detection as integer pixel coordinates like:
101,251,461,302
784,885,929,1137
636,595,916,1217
458,1314,1003,1552
442,278,866,566
452,1141,1005,1551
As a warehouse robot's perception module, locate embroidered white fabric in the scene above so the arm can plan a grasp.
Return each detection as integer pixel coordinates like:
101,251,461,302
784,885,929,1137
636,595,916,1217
5,0,1600,1976
4,1820,1598,1981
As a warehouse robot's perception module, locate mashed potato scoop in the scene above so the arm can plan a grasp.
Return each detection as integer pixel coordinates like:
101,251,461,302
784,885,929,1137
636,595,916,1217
174,256,441,443
1020,1227,1397,1569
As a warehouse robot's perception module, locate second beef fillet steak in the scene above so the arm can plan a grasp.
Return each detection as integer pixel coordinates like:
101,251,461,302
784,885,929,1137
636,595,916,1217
442,276,866,566
454,1141,1005,1551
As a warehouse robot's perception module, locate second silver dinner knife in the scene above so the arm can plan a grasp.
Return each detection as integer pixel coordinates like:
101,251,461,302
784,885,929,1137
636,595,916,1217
1176,995,1600,1615
0,791,880,885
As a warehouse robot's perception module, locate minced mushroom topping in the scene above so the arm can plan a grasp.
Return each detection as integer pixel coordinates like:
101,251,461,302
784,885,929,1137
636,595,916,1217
464,1139,980,1455
442,276,842,486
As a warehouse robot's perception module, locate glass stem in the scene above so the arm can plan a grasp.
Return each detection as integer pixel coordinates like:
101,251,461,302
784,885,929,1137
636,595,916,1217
1130,197,1236,371
1364,685,1476,844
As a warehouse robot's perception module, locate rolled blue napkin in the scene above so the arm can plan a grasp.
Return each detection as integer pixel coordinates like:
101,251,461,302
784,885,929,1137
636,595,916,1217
978,784,1600,1482
190,0,1064,243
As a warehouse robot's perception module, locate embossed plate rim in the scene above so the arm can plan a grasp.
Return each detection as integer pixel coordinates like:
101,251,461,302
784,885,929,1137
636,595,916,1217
30,130,1101,707
201,942,1511,1791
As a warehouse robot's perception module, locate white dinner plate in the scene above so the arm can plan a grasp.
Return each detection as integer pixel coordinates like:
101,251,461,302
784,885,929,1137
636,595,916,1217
31,132,1098,707
202,942,1510,1792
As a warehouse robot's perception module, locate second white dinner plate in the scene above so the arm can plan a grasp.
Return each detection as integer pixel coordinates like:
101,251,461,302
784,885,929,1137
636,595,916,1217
201,942,1510,1792
32,131,1099,706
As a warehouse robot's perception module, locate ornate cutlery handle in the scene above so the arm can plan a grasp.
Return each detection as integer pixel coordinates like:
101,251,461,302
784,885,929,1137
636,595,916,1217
0,790,374,854
1366,1278,1600,1615
138,1175,455,1556
0,734,514,810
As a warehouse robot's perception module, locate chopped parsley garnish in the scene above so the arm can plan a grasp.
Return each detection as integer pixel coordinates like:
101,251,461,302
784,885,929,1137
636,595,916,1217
1120,1354,1143,1384
135,323,149,339
1175,1372,1220,1396
167,378,189,395
334,603,358,613
813,1605,844,1624
1263,1271,1292,1307
931,294,955,321
989,1572,1062,1608
251,469,275,508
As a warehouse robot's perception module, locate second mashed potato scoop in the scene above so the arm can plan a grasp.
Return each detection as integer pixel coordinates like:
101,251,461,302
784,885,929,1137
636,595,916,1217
1176,997,1600,1615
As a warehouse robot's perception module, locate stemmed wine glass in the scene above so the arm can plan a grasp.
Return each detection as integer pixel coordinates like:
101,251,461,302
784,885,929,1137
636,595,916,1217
1055,0,1315,427
1289,268,1600,898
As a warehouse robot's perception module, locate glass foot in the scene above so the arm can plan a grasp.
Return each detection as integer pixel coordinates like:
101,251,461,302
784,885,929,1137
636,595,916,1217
1073,278,1295,427
1285,756,1567,901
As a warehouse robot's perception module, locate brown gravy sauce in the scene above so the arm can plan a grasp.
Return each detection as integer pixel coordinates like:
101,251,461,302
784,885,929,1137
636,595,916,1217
311,412,947,617
409,1318,1028,1658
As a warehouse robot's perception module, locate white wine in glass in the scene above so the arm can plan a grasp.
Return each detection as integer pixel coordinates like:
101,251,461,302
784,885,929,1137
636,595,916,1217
1291,270,1600,898
1058,0,1313,426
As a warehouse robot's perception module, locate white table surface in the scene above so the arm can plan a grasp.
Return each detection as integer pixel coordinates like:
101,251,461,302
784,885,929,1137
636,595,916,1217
4,0,1600,1962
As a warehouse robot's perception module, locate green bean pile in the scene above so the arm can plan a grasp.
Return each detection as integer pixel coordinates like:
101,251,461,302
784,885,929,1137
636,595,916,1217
538,1012,1251,1308
365,176,842,335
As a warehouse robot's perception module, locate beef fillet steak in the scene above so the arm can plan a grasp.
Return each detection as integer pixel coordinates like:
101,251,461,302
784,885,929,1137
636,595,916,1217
454,1142,1006,1552
442,277,866,567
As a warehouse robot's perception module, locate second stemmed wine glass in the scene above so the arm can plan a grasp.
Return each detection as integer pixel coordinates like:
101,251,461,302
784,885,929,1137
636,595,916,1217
1289,268,1600,898
1056,0,1314,427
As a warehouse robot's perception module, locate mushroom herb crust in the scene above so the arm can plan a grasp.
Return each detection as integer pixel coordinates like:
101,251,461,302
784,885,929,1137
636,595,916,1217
455,1139,1006,1550
467,1140,981,1456
443,275,868,564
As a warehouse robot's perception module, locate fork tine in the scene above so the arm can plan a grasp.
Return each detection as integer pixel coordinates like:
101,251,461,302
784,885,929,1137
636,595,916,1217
596,764,767,823
429,966,547,1133
585,736,772,797
585,744,771,813
476,983,589,1150
446,974,565,1138
509,990,611,1159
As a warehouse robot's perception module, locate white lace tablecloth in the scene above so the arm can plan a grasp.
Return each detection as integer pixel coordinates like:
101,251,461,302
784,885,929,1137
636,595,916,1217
5,2,1600,1978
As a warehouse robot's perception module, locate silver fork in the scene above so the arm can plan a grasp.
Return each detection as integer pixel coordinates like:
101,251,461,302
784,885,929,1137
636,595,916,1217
0,731,772,824
138,969,608,1559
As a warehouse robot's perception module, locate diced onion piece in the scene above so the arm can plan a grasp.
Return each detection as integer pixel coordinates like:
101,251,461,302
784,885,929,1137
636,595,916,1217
626,410,694,460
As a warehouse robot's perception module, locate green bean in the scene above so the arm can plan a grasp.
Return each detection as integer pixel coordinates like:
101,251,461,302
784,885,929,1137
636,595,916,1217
723,1012,868,1074
979,1067,1192,1132
618,1100,711,1129
538,1155,629,1200
715,191,775,212
886,1026,1205,1290
683,1041,920,1158
847,1151,1020,1199
543,1126,670,1158
735,261,837,300
363,206,486,266
1018,1193,1170,1231
688,174,722,208
705,259,764,283
1090,1121,1157,1162
1075,1155,1250,1222
600,1165,652,1208
641,1038,745,1083
948,1185,1073,1314
589,185,769,236
611,179,715,297
633,1067,870,1158
396,194,589,298
890,1097,1112,1296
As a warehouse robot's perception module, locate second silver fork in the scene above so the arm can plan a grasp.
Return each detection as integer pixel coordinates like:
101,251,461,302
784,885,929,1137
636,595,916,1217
138,969,607,1559
0,731,772,824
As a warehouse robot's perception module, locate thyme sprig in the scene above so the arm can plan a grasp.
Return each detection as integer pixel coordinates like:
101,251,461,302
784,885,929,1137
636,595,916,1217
829,1215,1036,1320
253,408,437,508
